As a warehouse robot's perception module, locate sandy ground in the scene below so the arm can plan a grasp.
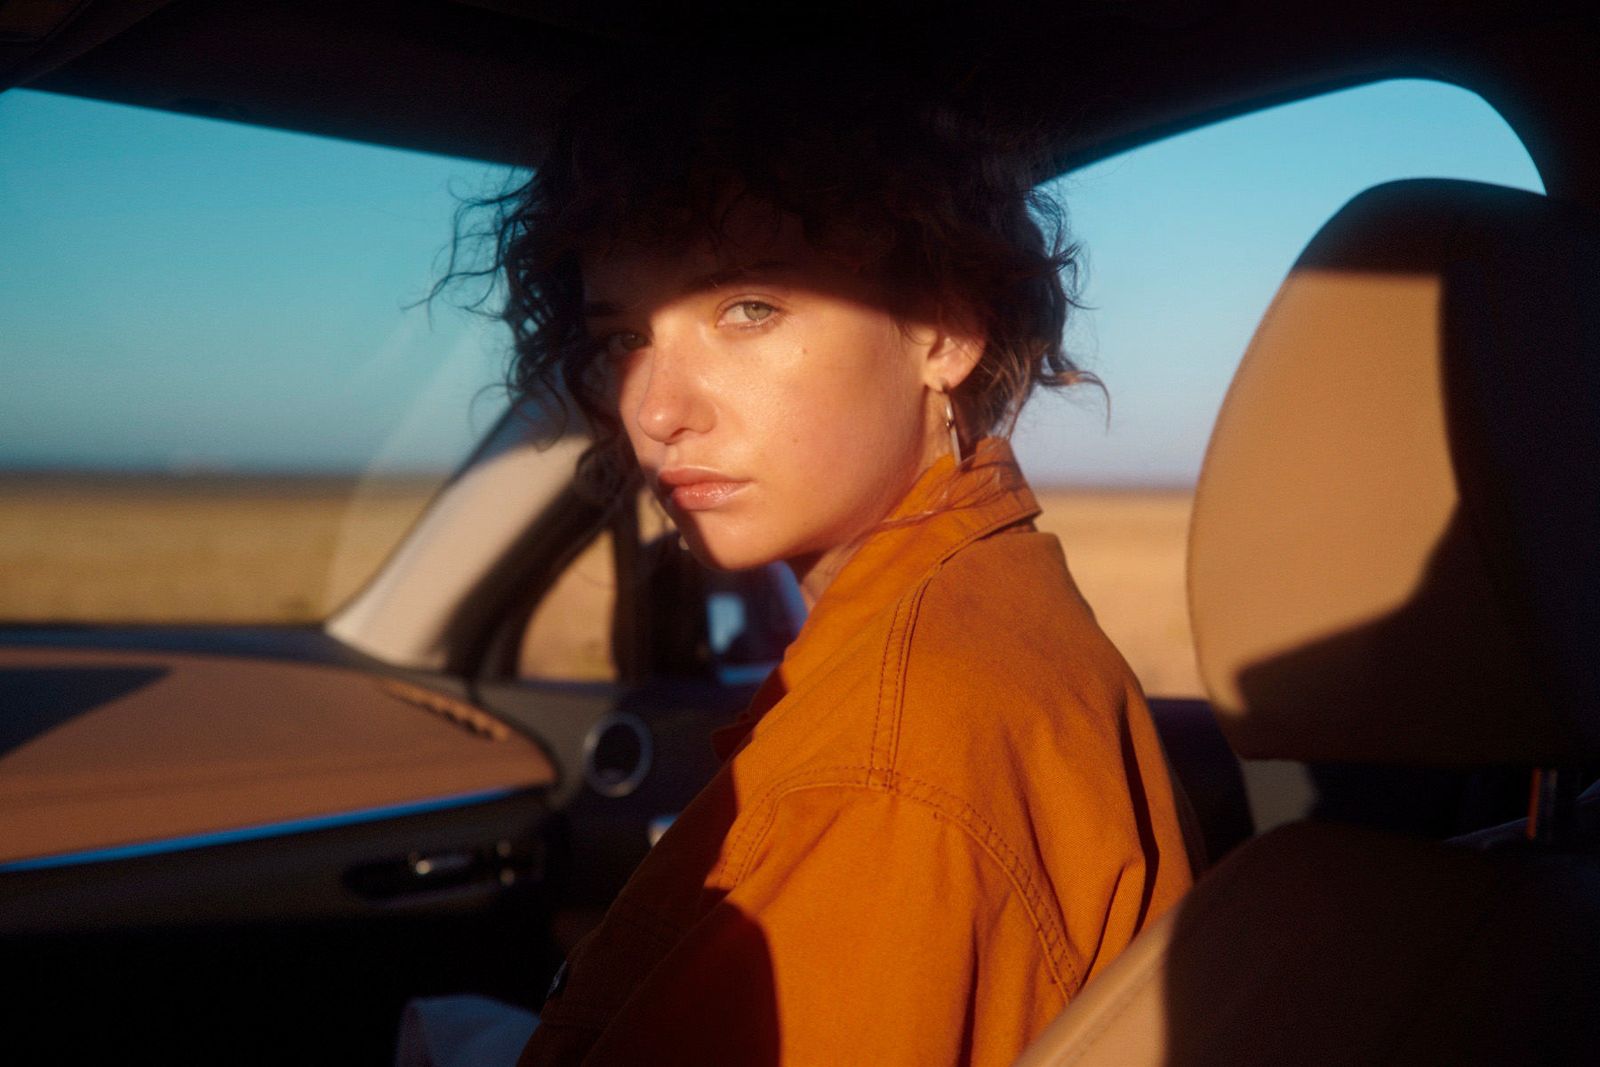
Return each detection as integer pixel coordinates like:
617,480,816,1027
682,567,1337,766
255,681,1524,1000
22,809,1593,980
0,475,436,623
1033,489,1197,697
0,479,1200,696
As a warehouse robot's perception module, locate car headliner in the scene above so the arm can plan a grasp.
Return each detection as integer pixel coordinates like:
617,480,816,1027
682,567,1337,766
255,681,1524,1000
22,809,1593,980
2,0,1597,205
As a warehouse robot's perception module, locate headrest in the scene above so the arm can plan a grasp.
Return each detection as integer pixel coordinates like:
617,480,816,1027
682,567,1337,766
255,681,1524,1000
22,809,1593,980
1189,179,1600,765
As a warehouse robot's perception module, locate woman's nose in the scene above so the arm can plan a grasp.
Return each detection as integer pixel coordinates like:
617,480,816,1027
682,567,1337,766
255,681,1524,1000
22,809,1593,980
629,336,713,445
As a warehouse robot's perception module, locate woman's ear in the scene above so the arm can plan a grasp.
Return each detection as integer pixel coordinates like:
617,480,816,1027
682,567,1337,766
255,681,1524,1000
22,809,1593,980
919,318,985,393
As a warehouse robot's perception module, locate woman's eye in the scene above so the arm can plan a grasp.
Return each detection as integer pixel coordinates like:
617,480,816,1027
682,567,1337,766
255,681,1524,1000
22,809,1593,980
603,331,649,358
721,301,777,326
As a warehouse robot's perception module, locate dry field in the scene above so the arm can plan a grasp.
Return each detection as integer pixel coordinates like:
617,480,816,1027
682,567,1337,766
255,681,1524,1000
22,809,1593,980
1033,488,1198,697
0,476,1199,696
0,474,439,623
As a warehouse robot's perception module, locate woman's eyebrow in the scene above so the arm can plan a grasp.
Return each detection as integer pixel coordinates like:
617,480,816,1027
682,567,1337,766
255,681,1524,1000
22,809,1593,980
681,259,796,295
583,300,626,320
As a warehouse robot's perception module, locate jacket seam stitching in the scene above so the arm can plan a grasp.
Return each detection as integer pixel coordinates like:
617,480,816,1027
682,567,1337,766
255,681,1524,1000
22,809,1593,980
874,579,928,782
721,494,1036,800
727,768,1081,997
870,603,897,786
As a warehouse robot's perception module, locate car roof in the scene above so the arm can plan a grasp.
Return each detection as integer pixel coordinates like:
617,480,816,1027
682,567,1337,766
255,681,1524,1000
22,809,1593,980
4,0,1596,197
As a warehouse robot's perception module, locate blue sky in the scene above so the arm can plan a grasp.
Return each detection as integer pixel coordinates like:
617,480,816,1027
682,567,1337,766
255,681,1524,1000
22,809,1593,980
1013,78,1543,484
0,80,1542,484
0,89,512,474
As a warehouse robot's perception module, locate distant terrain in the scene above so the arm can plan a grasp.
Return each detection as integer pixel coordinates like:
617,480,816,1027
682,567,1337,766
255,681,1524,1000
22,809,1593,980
0,475,1199,697
0,473,438,623
1030,488,1196,697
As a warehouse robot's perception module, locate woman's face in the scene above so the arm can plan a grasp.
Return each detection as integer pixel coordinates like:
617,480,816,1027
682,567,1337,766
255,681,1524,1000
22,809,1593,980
582,215,975,599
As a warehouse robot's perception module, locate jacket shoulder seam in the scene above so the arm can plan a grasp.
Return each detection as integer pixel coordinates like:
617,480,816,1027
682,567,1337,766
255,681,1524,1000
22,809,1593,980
872,573,933,784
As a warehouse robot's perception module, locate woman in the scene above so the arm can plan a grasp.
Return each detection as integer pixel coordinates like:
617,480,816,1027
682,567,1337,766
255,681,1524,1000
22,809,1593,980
489,52,1194,1067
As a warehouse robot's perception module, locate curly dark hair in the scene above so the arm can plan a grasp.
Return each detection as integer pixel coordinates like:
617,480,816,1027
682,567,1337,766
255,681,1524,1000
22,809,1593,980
456,49,1092,495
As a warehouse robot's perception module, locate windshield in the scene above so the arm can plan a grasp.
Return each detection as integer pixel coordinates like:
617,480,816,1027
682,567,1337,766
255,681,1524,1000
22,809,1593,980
0,89,519,623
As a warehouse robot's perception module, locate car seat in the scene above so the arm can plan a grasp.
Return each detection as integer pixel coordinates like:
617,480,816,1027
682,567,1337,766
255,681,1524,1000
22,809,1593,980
1014,178,1600,1066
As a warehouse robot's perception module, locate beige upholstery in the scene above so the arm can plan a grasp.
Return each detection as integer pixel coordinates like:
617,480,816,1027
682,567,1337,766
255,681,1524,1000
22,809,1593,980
1017,180,1600,1066
1017,820,1600,1066
1191,180,1600,765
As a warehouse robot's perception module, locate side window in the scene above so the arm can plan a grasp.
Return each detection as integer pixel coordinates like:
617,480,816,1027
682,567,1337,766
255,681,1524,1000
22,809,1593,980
513,497,803,685
519,530,619,682
703,565,806,684
1015,78,1543,697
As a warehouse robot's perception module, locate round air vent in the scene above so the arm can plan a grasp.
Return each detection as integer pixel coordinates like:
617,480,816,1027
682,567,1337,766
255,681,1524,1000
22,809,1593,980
582,712,653,798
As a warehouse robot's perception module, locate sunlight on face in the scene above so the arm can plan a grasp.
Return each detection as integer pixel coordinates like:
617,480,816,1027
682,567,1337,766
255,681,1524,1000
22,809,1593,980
582,213,959,599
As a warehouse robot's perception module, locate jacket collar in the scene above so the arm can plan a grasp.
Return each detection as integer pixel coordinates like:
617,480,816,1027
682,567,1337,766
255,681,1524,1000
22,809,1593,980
714,437,1040,759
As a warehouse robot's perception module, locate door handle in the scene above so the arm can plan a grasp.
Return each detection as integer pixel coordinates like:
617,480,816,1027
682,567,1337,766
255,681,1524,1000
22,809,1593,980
345,837,542,900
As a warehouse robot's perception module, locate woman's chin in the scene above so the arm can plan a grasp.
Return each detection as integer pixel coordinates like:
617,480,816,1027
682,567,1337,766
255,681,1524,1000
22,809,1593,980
677,526,783,574
683,541,770,574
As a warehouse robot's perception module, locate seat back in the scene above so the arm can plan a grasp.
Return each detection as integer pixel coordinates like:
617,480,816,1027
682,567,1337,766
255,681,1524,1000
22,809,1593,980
1016,179,1600,1065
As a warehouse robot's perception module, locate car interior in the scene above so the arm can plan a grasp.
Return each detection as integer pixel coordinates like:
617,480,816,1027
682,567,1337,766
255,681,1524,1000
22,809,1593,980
1017,176,1600,1065
2,1,1597,1063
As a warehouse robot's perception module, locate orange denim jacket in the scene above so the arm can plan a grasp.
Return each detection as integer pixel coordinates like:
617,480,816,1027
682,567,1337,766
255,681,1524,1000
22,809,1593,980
520,439,1193,1066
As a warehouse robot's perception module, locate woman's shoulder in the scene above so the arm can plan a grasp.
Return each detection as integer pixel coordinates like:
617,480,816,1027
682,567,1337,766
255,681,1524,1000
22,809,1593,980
728,522,1141,814
911,526,1130,695
890,525,1143,785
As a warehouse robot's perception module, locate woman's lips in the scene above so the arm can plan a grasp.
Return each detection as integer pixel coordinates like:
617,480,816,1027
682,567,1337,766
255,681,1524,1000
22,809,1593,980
658,469,750,511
